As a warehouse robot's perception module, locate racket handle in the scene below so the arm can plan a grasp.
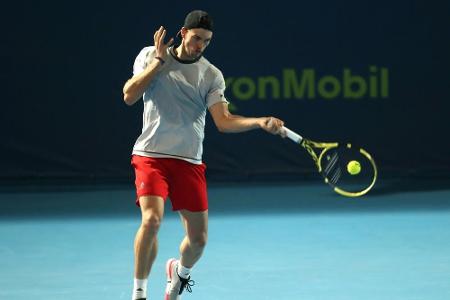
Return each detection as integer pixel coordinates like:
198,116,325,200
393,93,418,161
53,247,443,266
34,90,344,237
282,126,303,144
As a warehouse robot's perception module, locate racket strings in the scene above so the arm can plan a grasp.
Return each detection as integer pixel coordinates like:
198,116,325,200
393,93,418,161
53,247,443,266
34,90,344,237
323,152,339,174
329,167,342,185
323,148,375,194
322,152,343,185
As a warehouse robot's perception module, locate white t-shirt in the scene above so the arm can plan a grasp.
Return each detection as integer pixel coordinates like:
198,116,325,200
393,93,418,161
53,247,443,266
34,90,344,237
131,46,228,164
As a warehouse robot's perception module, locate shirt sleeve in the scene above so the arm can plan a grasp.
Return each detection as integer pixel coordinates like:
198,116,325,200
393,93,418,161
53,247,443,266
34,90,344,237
132,47,156,76
206,69,229,108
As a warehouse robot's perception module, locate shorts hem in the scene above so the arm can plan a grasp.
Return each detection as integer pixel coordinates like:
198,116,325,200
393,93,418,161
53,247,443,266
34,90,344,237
135,193,167,207
171,206,209,212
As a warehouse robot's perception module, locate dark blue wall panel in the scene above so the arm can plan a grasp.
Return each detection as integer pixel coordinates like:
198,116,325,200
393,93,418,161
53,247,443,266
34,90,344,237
1,0,448,182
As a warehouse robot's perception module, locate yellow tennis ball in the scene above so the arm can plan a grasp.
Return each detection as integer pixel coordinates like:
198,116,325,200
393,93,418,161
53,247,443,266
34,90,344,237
347,160,361,175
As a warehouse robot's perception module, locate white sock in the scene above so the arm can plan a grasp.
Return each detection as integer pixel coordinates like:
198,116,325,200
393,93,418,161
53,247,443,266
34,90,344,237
177,262,192,279
133,278,147,300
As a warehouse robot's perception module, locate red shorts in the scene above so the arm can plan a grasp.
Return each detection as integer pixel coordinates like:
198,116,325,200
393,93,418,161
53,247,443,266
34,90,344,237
131,155,208,212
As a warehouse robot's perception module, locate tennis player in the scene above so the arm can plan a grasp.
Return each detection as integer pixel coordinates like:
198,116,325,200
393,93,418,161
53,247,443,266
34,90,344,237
122,10,284,300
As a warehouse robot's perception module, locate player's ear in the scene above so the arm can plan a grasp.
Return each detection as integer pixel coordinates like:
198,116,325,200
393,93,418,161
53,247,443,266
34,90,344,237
179,27,188,39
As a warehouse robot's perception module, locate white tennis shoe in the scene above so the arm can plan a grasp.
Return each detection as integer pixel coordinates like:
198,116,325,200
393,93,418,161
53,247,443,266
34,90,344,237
164,258,195,300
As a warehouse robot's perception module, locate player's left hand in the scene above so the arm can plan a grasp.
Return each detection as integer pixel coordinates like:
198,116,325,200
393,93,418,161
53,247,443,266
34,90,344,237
154,26,174,61
261,117,286,137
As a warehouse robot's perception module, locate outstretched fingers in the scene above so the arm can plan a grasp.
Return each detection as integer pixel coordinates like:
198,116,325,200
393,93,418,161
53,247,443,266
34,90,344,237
153,26,174,59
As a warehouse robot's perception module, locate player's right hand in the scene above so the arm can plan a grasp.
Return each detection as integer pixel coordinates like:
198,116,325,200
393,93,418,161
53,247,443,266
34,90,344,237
261,117,285,137
154,26,174,61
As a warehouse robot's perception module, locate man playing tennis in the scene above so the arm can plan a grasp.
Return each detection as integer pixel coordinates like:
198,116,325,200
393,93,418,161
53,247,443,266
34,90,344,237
122,10,284,300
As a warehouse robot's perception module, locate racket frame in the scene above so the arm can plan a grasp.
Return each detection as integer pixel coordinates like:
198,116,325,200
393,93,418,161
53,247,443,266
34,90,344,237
282,126,377,197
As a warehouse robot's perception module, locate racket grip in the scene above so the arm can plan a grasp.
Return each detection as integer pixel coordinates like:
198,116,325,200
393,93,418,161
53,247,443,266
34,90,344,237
282,126,303,144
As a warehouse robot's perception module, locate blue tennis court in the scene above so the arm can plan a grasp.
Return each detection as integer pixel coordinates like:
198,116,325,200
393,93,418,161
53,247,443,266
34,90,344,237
1,181,449,300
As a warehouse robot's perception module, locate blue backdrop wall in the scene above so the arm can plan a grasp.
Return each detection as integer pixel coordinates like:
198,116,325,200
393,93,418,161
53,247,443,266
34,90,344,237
1,0,448,183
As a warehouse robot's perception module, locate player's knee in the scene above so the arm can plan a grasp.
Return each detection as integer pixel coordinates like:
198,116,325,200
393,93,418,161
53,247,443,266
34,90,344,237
189,233,208,250
141,213,162,233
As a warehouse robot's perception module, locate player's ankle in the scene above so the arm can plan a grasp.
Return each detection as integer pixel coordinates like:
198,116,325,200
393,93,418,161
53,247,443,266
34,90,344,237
132,278,147,300
177,262,192,279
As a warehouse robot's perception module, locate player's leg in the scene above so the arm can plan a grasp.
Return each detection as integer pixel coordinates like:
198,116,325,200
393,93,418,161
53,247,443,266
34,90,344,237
164,160,208,299
131,155,170,300
135,195,165,278
133,195,165,300
165,210,208,299
178,209,208,268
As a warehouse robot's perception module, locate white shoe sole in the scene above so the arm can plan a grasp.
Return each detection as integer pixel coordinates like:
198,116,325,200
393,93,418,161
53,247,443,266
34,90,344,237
165,258,178,300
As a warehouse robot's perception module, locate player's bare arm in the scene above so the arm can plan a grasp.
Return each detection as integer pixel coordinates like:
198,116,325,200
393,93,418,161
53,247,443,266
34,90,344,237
209,102,284,135
123,26,174,106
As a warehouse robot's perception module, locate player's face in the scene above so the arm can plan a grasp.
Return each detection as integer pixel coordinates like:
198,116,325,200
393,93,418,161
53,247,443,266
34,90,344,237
182,28,213,58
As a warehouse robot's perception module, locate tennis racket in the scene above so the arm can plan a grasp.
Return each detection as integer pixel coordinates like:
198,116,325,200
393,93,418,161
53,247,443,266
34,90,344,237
281,126,377,197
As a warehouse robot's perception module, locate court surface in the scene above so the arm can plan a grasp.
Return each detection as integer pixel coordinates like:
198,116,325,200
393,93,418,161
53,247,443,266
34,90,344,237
1,180,450,300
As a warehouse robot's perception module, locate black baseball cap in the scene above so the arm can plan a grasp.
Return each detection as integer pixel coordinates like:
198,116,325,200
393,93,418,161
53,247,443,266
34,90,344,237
182,10,214,32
